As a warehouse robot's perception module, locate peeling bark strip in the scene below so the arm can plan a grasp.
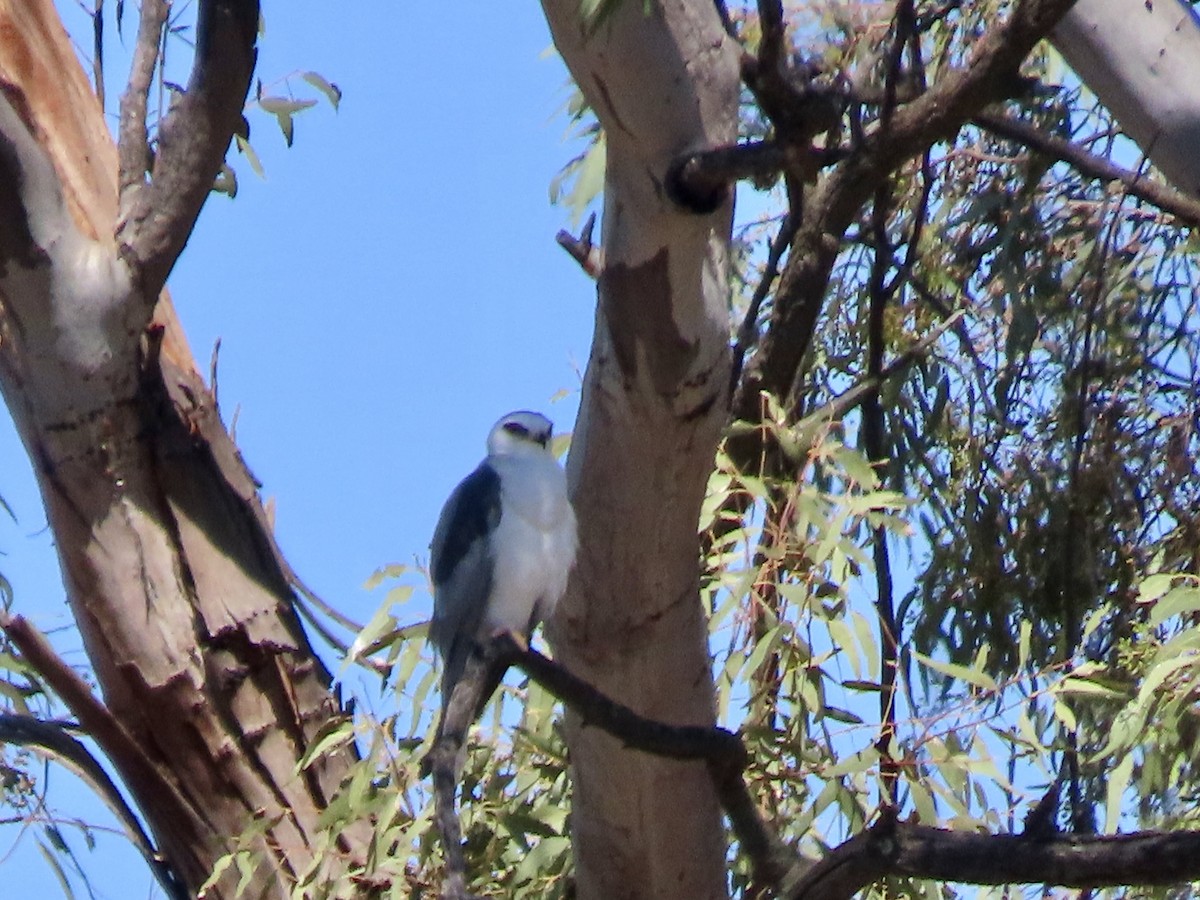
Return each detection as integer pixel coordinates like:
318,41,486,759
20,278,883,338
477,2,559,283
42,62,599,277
0,3,365,896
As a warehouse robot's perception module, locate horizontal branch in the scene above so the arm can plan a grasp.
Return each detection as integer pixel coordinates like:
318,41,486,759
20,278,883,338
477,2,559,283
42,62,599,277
972,111,1200,226
790,809,1200,900
668,140,847,211
503,635,744,763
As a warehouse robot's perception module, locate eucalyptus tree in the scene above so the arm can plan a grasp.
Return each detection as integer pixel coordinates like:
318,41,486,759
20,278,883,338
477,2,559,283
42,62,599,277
1,0,1199,898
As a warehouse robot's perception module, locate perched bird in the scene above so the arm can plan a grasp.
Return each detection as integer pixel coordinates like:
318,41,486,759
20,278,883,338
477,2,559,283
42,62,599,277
429,410,577,718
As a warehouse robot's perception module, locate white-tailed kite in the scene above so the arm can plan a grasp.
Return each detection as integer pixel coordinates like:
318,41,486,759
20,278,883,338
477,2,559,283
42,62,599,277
429,410,577,716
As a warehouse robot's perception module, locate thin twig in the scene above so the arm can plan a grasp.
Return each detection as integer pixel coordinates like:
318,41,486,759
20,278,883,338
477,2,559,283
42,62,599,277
730,212,797,398
864,178,900,805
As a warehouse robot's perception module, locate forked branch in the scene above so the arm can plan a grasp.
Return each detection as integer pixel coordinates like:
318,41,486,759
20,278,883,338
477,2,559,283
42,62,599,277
117,0,260,298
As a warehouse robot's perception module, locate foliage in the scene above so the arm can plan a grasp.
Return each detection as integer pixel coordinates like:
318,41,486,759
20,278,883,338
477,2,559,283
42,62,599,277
195,0,1200,895
15,0,1200,895
203,566,575,899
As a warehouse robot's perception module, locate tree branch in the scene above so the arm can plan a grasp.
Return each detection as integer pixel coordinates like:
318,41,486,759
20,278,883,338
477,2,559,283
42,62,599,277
669,141,848,210
788,809,1200,900
731,0,1078,453
864,179,900,805
502,635,743,762
555,211,603,278
730,211,797,399
0,613,206,887
972,111,1200,226
426,634,801,895
116,0,167,200
497,635,801,894
117,0,259,298
0,713,187,900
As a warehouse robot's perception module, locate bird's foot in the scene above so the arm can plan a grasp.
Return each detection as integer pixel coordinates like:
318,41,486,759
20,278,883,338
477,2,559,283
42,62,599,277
489,628,529,653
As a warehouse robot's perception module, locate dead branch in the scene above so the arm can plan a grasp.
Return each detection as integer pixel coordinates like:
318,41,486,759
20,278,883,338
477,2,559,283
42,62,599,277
555,211,603,278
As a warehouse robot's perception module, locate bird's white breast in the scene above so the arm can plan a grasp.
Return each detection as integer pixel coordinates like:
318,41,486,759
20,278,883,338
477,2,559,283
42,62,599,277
484,452,577,636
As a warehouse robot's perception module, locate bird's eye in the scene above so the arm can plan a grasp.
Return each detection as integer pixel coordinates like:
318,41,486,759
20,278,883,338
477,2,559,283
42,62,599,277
503,422,530,437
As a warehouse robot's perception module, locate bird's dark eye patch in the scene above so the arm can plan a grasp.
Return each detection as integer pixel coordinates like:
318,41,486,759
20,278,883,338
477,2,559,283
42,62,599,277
503,422,530,438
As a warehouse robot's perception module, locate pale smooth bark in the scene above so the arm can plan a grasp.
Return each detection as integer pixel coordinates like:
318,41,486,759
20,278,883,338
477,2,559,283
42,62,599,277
1052,0,1200,197
539,2,741,898
0,3,363,895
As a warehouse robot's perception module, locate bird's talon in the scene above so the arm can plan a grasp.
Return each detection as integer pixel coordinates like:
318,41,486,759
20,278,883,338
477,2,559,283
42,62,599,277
493,629,529,652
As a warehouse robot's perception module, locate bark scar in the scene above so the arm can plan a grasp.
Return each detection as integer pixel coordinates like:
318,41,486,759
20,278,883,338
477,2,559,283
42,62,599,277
601,248,699,396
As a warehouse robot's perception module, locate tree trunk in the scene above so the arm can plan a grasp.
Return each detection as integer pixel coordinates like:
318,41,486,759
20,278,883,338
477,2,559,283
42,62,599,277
539,2,741,898
1052,0,1200,197
0,3,363,895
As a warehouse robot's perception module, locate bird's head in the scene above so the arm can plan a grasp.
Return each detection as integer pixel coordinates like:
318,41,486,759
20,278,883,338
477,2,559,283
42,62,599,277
487,410,555,457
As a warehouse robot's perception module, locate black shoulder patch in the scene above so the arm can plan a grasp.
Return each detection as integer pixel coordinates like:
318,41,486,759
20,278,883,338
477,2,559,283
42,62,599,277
430,462,502,586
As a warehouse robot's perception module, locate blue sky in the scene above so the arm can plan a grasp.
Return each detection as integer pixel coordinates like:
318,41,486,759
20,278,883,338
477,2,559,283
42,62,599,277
2,3,595,895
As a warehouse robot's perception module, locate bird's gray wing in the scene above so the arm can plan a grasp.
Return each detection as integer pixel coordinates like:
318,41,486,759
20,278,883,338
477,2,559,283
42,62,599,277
429,461,502,710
